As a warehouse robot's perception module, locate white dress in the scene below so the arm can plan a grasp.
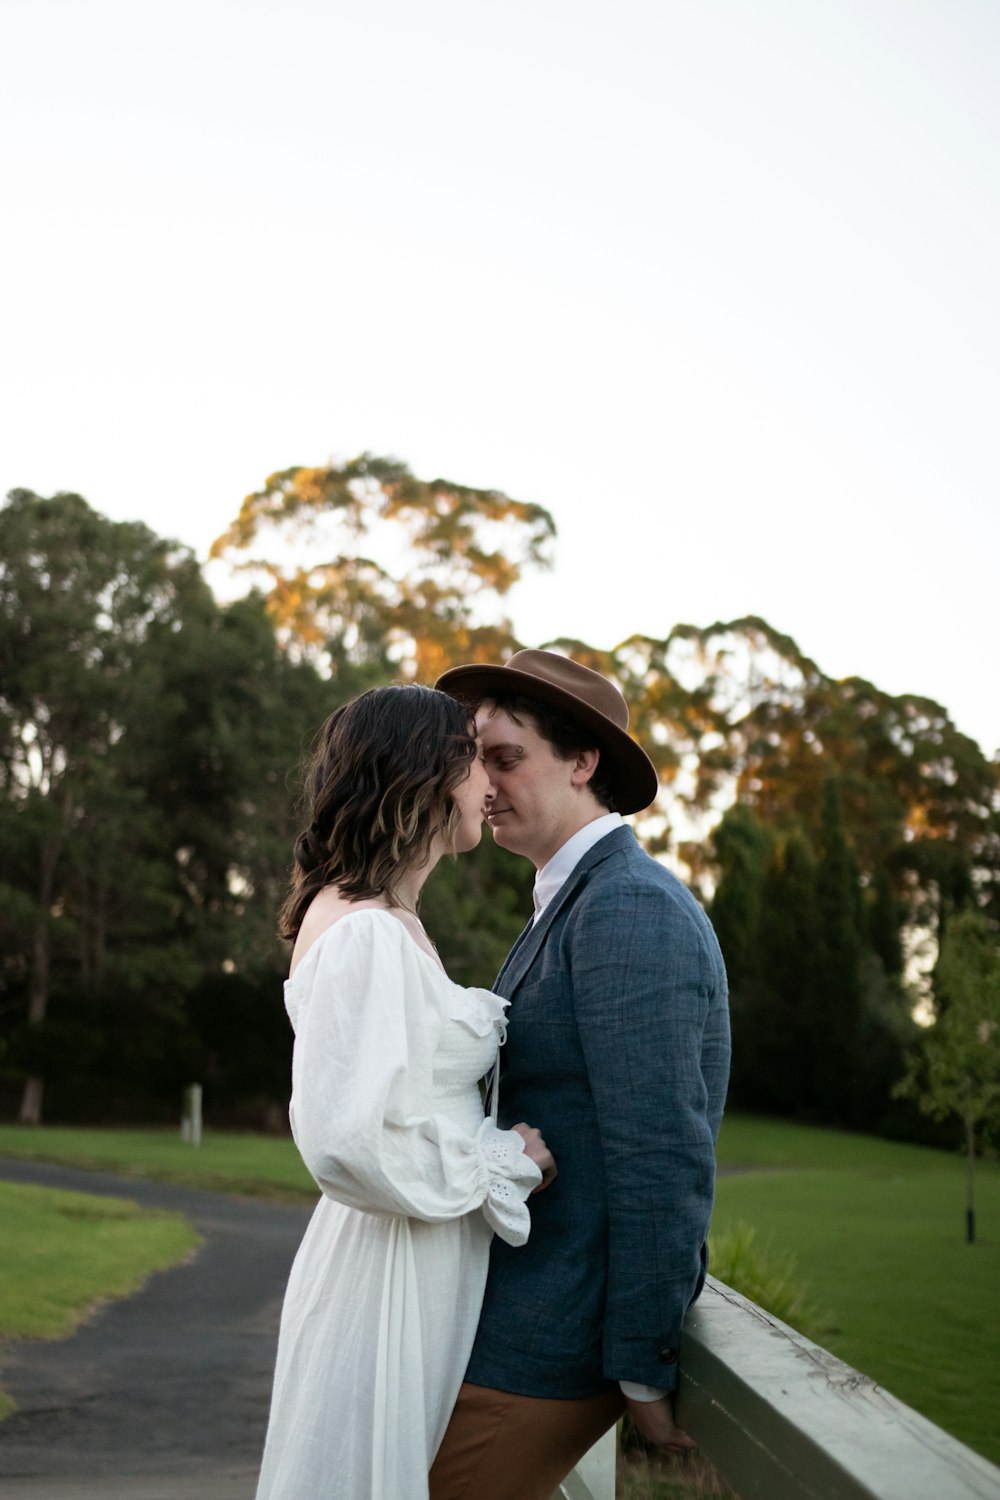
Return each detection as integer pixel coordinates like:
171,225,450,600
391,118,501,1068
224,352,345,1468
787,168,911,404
255,909,541,1500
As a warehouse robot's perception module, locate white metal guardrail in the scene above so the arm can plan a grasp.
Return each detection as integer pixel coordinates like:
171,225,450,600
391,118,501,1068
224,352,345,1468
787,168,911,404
553,1426,617,1500
554,1276,1000,1500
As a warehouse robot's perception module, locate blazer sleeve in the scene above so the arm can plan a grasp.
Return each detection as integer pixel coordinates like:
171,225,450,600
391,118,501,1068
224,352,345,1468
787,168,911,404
288,914,541,1244
569,879,730,1389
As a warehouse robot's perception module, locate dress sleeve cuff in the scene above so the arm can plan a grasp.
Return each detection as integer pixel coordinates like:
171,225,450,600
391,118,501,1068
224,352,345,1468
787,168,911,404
477,1121,542,1246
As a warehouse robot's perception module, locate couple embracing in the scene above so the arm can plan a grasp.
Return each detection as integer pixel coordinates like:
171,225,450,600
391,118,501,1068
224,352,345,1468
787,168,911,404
255,650,731,1500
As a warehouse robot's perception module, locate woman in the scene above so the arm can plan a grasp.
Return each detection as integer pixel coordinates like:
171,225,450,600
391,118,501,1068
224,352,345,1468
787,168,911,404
255,684,555,1500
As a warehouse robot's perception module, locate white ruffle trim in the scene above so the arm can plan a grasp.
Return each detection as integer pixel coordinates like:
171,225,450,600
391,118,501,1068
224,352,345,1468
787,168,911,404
477,1120,542,1246
447,985,510,1042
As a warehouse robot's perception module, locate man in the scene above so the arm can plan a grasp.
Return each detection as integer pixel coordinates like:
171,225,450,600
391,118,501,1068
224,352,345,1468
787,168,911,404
429,650,731,1500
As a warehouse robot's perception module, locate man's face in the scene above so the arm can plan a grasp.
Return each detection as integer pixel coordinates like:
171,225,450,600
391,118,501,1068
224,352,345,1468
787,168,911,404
475,703,588,869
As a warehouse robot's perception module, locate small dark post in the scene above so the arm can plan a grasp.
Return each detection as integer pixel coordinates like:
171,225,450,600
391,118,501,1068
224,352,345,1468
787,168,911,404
965,1113,976,1245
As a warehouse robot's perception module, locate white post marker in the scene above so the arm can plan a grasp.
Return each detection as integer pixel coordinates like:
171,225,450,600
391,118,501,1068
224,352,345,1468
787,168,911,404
181,1083,203,1148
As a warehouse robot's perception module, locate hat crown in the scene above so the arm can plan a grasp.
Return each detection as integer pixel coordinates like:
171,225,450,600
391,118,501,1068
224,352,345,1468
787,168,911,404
435,648,657,814
502,650,630,731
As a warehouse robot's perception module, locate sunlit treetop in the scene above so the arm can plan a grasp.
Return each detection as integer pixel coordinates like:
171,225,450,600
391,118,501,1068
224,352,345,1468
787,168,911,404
209,454,556,680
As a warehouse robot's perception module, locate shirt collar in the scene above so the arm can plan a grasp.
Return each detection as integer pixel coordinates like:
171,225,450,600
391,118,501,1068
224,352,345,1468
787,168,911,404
532,812,623,921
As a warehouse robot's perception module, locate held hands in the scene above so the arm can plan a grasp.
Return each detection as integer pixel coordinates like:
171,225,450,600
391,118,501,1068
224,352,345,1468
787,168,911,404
511,1123,557,1193
624,1393,696,1455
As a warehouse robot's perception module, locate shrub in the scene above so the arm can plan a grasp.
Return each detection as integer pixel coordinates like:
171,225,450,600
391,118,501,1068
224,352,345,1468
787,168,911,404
707,1220,829,1340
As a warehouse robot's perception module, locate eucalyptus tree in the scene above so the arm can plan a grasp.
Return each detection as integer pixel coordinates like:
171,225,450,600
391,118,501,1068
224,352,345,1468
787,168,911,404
895,909,1000,1242
209,453,557,680
563,618,998,974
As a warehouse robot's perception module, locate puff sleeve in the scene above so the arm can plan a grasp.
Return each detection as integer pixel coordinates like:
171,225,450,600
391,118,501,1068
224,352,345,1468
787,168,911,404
286,912,541,1246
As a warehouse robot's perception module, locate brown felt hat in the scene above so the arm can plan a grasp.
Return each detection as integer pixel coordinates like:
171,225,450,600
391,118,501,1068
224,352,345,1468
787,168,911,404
436,649,659,815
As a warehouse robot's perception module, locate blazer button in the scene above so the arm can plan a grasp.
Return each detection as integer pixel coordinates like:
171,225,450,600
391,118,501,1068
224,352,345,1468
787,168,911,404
658,1347,678,1363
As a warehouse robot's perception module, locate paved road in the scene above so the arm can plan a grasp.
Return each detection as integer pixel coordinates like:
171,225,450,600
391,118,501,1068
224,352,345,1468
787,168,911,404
0,1157,314,1500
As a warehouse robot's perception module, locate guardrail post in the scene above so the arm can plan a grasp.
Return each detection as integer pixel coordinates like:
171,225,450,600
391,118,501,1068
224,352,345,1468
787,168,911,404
551,1425,616,1500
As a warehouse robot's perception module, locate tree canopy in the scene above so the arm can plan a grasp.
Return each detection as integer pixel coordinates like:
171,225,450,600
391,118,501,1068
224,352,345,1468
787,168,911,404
546,619,999,928
0,490,328,1123
209,454,556,681
3,478,997,1138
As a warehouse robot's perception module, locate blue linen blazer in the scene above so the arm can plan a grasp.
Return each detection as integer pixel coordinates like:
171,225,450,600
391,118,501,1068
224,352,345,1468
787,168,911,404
465,825,731,1398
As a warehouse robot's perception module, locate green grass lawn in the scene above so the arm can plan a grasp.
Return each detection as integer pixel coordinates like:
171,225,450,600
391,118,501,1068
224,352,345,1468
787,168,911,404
0,1122,315,1199
0,1180,199,1419
713,1113,1000,1465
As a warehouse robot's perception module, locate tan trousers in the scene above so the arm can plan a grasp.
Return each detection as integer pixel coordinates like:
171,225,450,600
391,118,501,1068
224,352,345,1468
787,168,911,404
429,1381,625,1500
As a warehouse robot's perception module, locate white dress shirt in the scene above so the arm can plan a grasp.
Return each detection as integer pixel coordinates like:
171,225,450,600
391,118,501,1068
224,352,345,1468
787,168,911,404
531,813,623,922
530,813,668,1405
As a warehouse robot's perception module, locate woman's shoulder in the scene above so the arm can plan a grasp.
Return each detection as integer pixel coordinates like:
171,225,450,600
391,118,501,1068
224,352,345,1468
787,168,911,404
289,893,438,981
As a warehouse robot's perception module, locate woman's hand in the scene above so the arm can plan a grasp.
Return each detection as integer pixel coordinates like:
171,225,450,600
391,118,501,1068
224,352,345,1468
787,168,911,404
511,1123,557,1193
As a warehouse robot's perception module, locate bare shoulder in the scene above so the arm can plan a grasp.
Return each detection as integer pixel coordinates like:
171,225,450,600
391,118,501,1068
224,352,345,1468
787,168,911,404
289,892,442,975
290,889,386,976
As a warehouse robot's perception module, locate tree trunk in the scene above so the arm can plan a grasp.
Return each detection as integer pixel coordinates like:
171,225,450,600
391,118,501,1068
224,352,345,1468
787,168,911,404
18,922,52,1124
18,1076,45,1127
17,829,62,1126
93,866,108,996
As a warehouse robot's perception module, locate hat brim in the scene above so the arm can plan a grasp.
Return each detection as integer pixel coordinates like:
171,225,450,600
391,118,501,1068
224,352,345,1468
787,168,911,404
436,663,659,816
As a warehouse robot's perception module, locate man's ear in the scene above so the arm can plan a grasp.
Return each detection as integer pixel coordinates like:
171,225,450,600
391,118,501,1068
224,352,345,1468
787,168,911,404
570,747,601,788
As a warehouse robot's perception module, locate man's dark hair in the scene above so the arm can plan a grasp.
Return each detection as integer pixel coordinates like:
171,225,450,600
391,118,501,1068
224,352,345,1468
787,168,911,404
483,691,617,811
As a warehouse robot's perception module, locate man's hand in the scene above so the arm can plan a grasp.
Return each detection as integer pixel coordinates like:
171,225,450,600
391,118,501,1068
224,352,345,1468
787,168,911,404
625,1393,697,1454
511,1122,557,1193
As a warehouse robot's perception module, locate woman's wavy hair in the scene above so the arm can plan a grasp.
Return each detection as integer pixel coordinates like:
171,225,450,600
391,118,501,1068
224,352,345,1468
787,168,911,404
279,684,478,941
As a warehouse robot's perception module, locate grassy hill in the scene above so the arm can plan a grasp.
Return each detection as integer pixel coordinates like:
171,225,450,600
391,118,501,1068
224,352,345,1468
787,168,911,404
713,1113,999,1464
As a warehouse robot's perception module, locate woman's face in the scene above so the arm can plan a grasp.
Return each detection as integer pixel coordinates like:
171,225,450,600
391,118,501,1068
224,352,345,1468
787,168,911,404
449,740,495,853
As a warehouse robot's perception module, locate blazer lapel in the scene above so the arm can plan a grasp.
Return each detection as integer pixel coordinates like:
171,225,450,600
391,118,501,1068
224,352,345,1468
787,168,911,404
495,914,535,992
495,825,634,996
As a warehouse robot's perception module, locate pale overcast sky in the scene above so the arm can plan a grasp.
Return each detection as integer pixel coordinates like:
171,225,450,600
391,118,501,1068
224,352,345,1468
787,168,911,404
3,0,998,755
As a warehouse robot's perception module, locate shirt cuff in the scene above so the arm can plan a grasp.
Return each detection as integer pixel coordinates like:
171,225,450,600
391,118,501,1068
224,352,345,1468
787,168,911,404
620,1380,669,1402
